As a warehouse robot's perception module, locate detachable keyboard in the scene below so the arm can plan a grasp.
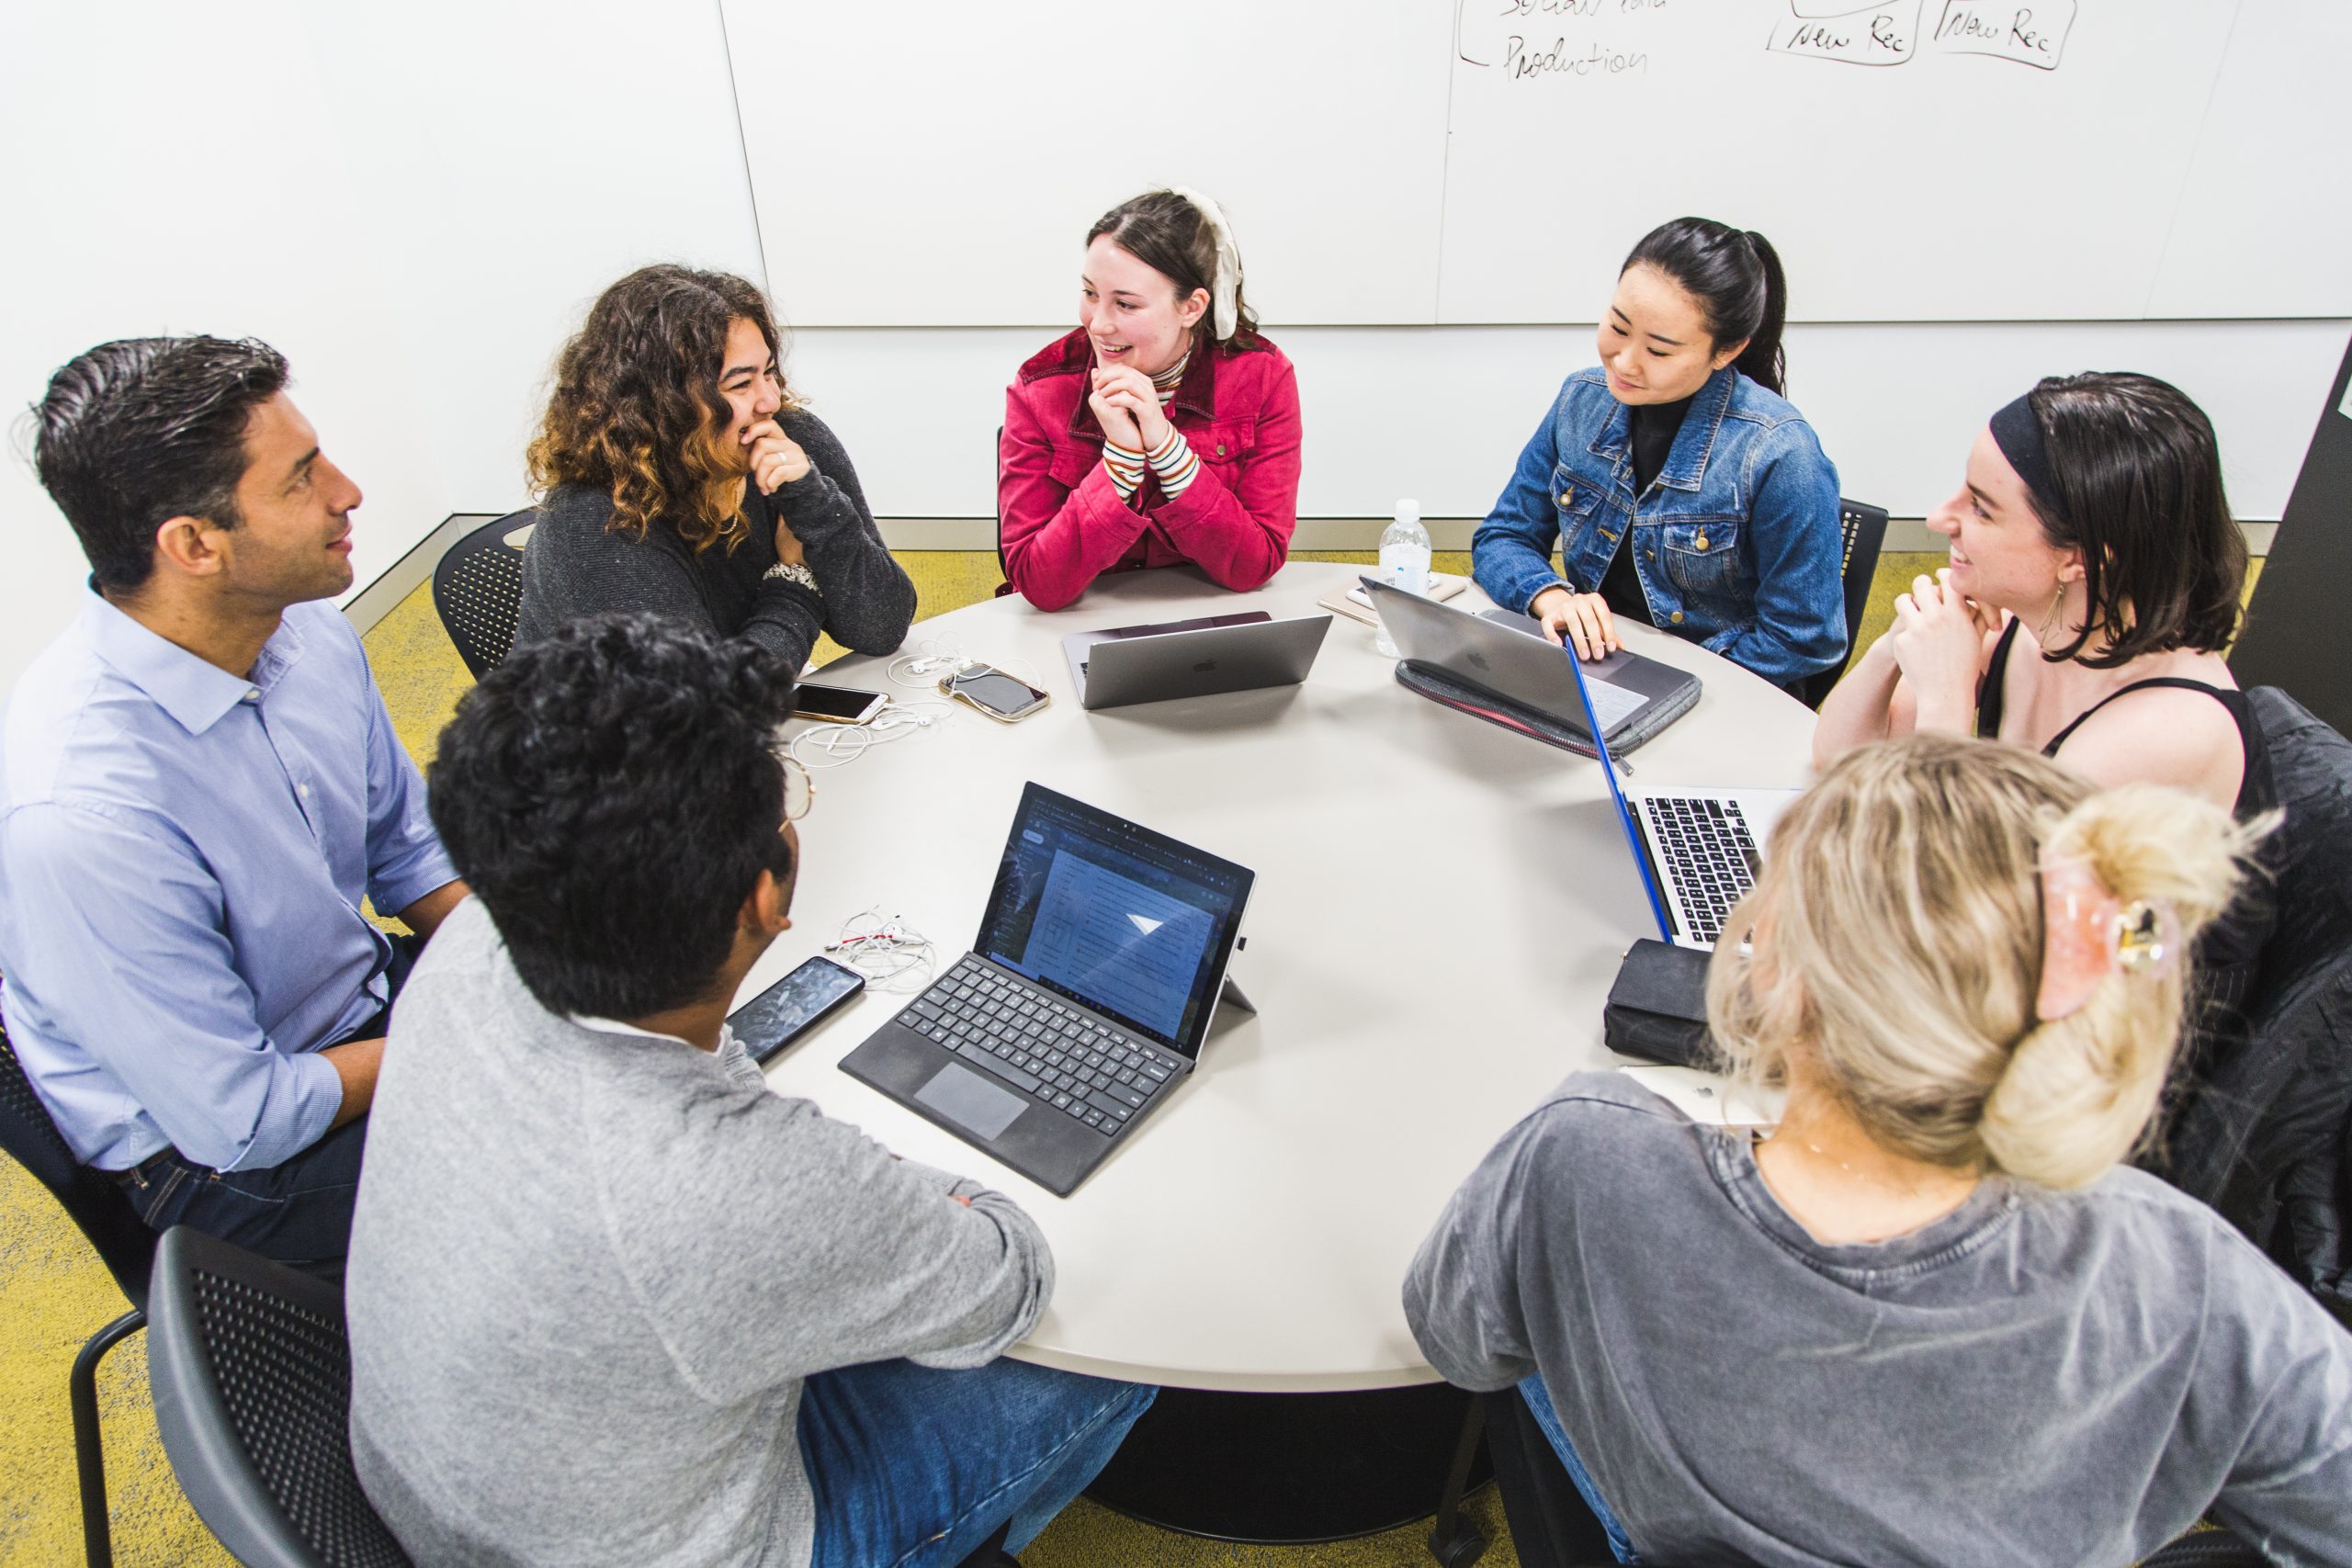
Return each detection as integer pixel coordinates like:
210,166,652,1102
1642,796,1760,943
896,956,1175,1136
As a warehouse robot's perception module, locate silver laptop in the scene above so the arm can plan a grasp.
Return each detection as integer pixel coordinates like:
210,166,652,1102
1561,650,1799,951
1062,611,1331,710
839,783,1255,1195
1363,578,1697,748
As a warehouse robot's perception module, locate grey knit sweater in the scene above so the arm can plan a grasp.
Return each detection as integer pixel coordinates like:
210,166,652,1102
514,408,916,672
345,898,1052,1567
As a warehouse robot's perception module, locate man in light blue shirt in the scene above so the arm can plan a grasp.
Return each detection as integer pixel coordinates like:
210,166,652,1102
0,335,466,1264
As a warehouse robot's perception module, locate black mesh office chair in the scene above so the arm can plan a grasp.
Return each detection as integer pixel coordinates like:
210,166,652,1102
0,1014,158,1568
146,1226,413,1568
1426,1386,2267,1567
2162,687,2352,1325
429,510,535,678
1792,498,1890,710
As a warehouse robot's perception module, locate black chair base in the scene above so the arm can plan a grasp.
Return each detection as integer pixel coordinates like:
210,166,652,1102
69,1307,146,1568
1083,1382,1487,1544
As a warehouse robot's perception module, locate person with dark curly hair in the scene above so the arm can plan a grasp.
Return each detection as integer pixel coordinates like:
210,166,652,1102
514,265,914,674
346,614,1152,1568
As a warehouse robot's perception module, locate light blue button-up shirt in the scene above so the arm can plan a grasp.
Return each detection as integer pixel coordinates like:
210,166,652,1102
0,591,457,1172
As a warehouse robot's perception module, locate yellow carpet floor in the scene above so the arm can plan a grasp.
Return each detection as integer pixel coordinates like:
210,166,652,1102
2,546,1968,1566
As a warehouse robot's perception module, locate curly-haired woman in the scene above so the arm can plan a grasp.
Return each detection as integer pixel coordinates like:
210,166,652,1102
514,265,914,673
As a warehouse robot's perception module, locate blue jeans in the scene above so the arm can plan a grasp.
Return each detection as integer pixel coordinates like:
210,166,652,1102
801,1357,1155,1567
1518,1373,1636,1564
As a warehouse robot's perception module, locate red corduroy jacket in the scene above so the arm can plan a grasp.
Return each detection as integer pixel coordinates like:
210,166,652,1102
996,327,1302,611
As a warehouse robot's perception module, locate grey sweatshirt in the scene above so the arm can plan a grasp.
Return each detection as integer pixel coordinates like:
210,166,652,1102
514,408,916,674
1404,1073,2352,1568
346,899,1050,1568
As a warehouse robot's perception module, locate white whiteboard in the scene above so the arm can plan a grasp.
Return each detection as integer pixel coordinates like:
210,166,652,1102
722,0,1453,326
722,0,2346,324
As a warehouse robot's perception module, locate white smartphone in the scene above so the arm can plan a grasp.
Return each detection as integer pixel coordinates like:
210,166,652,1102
792,682,890,725
940,662,1051,724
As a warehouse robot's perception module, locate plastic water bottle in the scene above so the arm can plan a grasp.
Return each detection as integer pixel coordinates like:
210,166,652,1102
1373,499,1430,658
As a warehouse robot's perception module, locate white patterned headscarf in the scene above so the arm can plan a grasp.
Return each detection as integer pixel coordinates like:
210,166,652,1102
1167,186,1242,342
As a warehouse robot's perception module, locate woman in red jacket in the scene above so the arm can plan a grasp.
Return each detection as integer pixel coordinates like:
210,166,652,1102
998,188,1303,610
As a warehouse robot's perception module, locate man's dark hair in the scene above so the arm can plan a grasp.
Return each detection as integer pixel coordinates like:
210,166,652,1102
2022,371,2245,668
28,336,290,593
429,613,799,1019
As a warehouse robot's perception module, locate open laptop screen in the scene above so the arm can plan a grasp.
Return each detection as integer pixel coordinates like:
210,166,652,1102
1564,652,1676,943
977,784,1254,1057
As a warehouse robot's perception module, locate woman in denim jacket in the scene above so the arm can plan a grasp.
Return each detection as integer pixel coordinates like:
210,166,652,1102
1471,220,1846,690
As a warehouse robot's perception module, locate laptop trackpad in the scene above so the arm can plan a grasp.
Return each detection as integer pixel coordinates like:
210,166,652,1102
915,1064,1026,1140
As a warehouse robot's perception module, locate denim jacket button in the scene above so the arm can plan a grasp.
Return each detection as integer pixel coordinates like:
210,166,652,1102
1670,611,1685,625
1558,489,1572,506
1695,533,1709,550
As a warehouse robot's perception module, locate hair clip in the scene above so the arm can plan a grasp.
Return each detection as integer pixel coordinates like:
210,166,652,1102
2035,852,2179,1022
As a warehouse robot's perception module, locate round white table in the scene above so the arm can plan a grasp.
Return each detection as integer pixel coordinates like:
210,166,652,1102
752,560,1816,1396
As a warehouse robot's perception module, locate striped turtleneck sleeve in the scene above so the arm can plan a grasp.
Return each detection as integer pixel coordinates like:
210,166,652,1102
1099,353,1196,506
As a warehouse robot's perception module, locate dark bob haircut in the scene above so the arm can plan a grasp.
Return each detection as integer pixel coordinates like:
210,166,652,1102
2021,371,2245,669
428,613,799,1020
526,265,793,557
28,335,289,593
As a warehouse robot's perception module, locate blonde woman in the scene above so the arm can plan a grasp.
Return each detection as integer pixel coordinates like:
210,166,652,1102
1406,736,2351,1567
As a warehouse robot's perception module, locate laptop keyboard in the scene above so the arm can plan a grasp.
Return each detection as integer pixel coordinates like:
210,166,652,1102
898,956,1173,1135
1645,797,1759,943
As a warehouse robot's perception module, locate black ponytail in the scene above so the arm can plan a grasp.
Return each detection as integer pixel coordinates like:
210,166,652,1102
1622,218,1789,396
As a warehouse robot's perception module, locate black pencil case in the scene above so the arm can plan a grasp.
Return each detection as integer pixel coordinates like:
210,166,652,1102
1602,938,1715,1069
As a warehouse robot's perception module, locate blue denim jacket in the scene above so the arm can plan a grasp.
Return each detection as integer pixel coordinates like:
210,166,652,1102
1471,366,1846,687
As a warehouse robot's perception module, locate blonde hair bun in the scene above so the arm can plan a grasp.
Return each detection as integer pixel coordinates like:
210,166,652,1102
1980,785,2266,1189
1708,737,2263,1190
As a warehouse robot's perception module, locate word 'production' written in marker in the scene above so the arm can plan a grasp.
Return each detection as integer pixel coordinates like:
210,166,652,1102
1459,0,1668,84
1769,0,2073,70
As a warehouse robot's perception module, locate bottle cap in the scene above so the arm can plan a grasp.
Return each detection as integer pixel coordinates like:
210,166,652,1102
1395,500,1421,525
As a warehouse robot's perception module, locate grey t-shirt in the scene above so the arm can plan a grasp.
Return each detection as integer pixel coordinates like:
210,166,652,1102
1403,1073,2352,1568
346,899,1051,1568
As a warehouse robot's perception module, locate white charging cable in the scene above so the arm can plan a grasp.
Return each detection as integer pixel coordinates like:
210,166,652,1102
824,908,937,992
787,699,953,770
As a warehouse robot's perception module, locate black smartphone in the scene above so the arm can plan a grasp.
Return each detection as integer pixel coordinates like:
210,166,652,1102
792,682,890,725
728,955,868,1066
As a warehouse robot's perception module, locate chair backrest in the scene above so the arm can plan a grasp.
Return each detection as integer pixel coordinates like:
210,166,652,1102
2166,688,2352,1283
992,423,1020,598
0,1014,155,1308
147,1226,413,1568
1792,498,1891,709
429,510,535,679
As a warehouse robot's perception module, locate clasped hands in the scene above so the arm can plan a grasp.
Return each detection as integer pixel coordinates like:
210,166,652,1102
1086,362,1172,454
742,418,812,565
1887,569,2006,703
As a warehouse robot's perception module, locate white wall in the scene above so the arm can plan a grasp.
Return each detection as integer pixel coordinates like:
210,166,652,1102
0,3,449,682
4,1,2343,696
0,0,759,686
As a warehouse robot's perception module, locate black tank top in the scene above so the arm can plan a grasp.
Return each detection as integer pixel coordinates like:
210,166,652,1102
1975,619,2273,816
1975,619,2278,1096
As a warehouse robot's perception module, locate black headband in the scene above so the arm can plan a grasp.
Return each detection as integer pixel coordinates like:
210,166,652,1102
1989,393,2063,520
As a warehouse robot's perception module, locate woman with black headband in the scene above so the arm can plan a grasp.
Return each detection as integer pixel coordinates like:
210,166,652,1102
1814,371,2275,1077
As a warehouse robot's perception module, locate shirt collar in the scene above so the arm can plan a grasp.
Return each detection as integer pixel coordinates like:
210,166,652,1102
569,1013,741,1059
78,587,311,736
